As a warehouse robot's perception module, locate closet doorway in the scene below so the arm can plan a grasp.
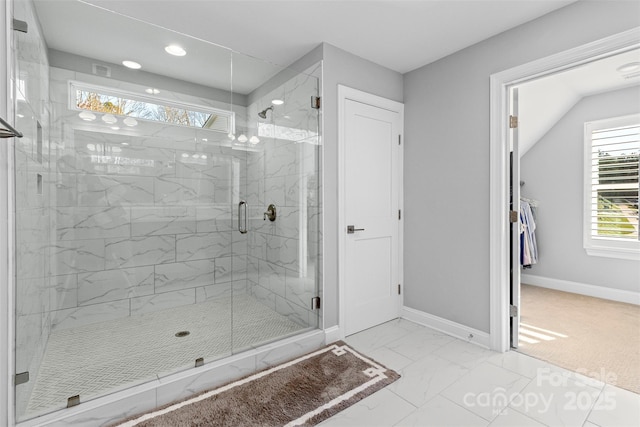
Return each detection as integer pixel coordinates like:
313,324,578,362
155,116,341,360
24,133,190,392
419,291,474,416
508,49,640,394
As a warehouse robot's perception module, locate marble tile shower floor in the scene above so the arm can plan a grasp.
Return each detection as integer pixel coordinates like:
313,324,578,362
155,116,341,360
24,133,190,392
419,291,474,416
22,294,306,419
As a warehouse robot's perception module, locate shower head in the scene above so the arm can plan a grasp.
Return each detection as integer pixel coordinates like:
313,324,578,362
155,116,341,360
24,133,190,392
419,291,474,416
258,106,274,119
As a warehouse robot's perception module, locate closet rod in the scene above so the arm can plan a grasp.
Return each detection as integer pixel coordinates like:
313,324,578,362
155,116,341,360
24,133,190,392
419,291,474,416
0,116,23,139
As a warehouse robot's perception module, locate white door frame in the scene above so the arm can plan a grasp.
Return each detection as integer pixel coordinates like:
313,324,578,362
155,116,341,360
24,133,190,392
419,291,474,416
489,27,640,352
337,85,404,339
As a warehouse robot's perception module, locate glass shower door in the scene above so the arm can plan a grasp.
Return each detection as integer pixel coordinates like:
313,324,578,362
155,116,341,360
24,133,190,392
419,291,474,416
12,1,236,420
11,0,322,422
231,52,321,354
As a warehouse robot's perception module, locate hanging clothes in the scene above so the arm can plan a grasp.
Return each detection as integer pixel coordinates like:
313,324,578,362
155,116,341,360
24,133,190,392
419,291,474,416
520,199,538,268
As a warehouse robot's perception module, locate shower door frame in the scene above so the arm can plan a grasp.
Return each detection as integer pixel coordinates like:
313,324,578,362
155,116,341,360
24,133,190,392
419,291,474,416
2,0,17,424
232,63,324,350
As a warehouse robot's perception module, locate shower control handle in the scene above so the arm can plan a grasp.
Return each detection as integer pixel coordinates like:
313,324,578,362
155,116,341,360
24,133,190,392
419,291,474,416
347,225,365,234
264,204,276,222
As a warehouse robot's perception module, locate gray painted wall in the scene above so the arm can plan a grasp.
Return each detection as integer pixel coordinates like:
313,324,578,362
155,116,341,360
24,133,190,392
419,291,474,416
520,86,640,292
403,0,640,333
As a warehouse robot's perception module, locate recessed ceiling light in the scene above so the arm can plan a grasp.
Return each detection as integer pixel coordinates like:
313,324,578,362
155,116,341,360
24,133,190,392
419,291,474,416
145,88,160,95
271,99,284,105
122,60,142,69
181,153,189,158
617,62,640,73
165,44,186,56
122,142,129,146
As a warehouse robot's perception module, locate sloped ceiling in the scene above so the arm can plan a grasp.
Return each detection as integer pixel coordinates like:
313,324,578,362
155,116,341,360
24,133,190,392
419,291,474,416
518,48,640,157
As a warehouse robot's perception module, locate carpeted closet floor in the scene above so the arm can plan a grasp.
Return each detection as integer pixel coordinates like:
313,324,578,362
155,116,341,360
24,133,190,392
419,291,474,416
518,284,640,394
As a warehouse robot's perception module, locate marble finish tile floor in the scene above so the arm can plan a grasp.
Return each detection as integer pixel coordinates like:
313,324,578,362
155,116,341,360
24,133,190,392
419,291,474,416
22,294,307,419
320,319,640,427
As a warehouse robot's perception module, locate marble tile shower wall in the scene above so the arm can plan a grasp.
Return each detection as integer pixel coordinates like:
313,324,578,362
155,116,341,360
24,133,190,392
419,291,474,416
244,71,321,328
42,66,250,332
13,0,53,415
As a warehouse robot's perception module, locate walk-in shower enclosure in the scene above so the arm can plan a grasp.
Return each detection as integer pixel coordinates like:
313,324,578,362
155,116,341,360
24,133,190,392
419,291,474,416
10,0,322,422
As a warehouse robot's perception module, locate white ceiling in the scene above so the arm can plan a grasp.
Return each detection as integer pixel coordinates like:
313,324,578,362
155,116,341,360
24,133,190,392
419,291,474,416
78,0,577,74
32,0,637,148
33,0,577,94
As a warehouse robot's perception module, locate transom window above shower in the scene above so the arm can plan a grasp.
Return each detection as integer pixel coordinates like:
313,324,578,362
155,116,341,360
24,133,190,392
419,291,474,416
69,81,235,134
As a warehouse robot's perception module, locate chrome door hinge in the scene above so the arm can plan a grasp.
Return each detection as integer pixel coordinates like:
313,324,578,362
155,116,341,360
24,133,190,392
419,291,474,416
398,209,401,220
509,115,518,129
311,296,321,310
311,96,321,110
14,371,29,385
509,210,518,223
509,305,518,317
398,284,401,295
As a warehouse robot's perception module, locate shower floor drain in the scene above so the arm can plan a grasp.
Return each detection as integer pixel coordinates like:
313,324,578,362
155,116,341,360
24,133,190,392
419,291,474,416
175,331,190,338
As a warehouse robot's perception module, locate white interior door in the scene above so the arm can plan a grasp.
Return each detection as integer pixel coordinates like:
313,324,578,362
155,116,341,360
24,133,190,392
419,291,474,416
343,97,402,336
510,86,521,348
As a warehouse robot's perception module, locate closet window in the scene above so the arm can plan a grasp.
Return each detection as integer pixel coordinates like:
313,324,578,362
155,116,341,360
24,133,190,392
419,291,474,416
583,114,639,260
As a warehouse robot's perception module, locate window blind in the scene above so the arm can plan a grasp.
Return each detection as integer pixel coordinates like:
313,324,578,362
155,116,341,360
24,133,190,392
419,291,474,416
589,123,639,241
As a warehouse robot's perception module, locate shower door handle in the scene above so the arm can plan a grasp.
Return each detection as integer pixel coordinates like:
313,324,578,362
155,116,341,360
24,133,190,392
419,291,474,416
238,200,248,234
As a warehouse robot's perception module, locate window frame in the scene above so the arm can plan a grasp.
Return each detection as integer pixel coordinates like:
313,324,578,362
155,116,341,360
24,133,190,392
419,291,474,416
583,113,640,261
68,80,235,133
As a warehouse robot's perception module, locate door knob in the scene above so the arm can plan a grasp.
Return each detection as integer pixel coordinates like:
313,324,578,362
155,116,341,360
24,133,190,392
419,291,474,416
347,225,365,234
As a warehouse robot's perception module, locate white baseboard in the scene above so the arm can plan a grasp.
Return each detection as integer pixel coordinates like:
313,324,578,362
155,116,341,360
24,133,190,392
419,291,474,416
521,274,640,305
401,306,491,349
324,325,342,344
